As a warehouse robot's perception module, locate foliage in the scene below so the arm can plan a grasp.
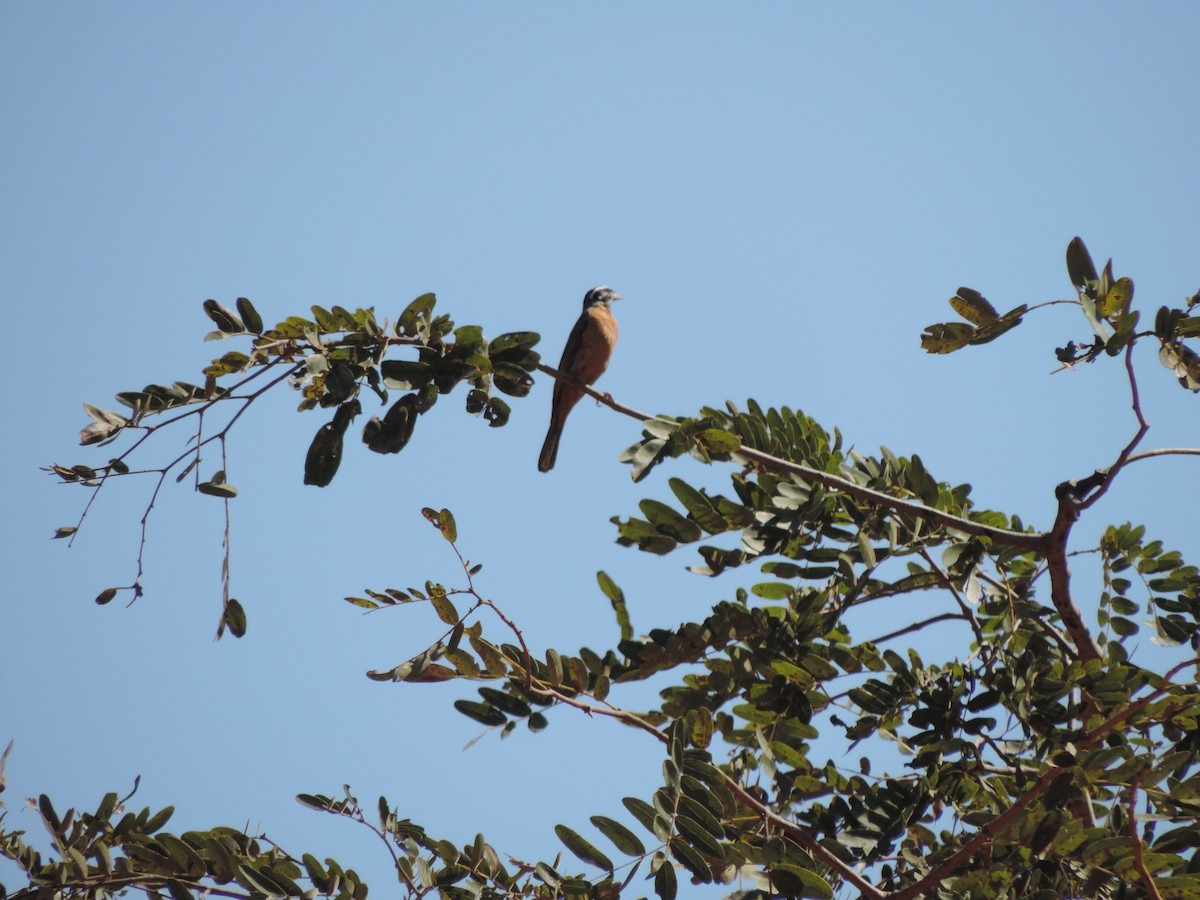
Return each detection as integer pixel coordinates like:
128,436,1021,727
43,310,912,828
9,238,1200,898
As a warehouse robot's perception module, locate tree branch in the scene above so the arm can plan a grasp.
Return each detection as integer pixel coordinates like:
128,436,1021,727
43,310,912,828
1125,446,1200,464
1129,774,1165,900
536,364,1048,552
889,660,1196,900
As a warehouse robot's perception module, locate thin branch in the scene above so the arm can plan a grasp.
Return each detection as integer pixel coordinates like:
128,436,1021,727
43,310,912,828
350,803,418,894
869,612,967,646
536,364,1048,552
7,878,253,900
1129,774,1165,900
1125,446,1200,464
527,684,669,742
917,547,986,647
478,597,534,693
717,773,886,899
1042,340,1155,664
1074,341,1150,514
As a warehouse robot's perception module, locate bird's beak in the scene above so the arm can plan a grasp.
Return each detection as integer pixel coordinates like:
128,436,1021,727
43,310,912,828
612,292,622,302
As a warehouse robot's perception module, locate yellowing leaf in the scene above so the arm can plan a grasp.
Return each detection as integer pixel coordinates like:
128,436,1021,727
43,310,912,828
1098,276,1134,318
949,288,999,325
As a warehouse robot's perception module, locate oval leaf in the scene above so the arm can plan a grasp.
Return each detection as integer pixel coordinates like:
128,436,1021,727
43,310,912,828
554,824,614,871
590,815,645,856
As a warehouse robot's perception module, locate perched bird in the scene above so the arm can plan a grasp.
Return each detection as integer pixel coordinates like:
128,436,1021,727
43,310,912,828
538,286,620,472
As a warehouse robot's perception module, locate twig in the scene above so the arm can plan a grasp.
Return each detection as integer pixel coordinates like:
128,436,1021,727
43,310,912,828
716,772,885,899
1129,774,1165,900
1125,447,1200,464
351,801,418,894
869,612,966,646
917,547,986,648
526,684,669,742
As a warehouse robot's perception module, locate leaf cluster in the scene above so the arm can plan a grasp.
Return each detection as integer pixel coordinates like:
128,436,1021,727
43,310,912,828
922,236,1200,394
30,240,1200,898
1,788,367,900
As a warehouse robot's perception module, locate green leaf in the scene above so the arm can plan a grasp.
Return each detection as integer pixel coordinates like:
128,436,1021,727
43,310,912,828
420,507,457,542
453,324,484,345
698,428,741,455
622,796,657,834
534,861,561,888
668,835,712,881
453,700,507,727
488,331,540,357
302,853,330,893
477,687,532,718
1109,615,1139,637
143,804,175,833
675,815,724,858
769,863,833,899
363,394,419,454
95,587,118,605
236,863,287,898
1066,236,1098,292
197,480,238,499
429,590,459,625
554,824,614,871
223,599,247,639
492,363,534,397
668,479,728,534
589,815,646,856
53,526,78,539
597,571,633,641
235,297,264,334
380,360,430,390
304,422,344,487
397,292,436,336
296,793,335,812
654,858,677,900
639,499,702,543
752,581,793,601
38,794,61,832
483,395,510,427
203,299,244,333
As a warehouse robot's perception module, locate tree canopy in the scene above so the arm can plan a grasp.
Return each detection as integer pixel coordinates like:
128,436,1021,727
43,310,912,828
7,237,1200,899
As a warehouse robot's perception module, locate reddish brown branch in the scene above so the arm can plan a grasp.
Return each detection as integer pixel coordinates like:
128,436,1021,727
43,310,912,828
1129,775,1165,900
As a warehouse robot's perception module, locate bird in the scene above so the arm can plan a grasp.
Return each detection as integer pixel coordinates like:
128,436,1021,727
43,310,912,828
538,286,620,472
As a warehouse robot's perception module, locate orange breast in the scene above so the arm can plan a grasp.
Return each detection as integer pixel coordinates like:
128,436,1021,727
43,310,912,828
574,306,619,385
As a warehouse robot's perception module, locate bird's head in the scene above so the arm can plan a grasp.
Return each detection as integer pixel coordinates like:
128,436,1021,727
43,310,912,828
583,286,621,308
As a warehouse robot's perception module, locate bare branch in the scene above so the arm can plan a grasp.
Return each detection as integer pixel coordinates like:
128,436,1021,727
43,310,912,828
1125,446,1200,464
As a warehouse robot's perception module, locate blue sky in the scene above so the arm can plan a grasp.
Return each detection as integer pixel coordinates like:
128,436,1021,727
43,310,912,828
3,3,1199,895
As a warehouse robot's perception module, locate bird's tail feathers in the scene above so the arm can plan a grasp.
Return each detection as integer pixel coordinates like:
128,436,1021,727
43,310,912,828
538,427,560,472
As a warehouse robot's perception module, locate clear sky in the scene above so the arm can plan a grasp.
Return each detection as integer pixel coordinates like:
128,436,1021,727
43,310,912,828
3,3,1199,896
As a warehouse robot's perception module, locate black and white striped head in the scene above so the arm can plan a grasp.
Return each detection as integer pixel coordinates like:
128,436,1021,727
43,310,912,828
583,286,621,309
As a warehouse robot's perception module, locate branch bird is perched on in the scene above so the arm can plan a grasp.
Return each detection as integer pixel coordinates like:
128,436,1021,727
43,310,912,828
538,286,620,472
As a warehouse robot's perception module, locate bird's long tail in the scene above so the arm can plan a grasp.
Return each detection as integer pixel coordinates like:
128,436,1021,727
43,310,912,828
538,423,561,472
